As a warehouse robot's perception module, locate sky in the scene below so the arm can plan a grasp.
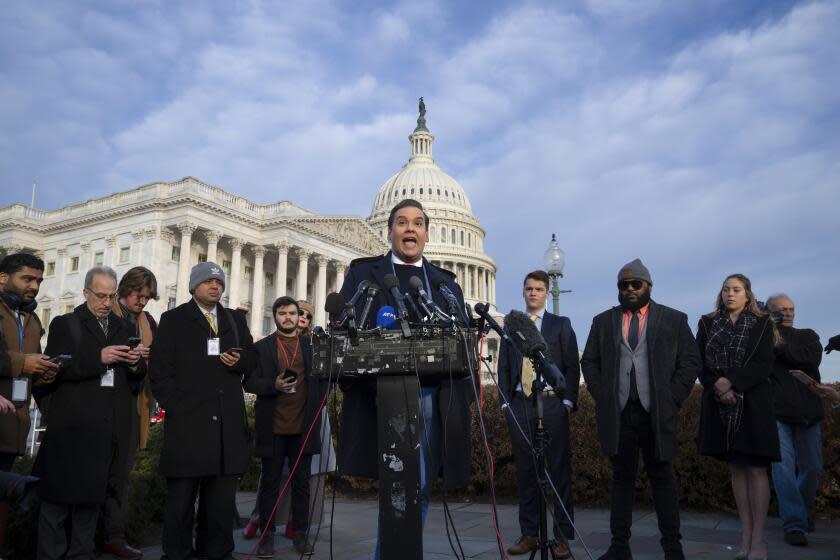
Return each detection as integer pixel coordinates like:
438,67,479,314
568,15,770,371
2,0,839,378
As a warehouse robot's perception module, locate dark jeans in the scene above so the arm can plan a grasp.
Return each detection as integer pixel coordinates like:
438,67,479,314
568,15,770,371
257,434,312,534
162,475,239,560
506,394,574,540
609,399,682,558
38,501,99,560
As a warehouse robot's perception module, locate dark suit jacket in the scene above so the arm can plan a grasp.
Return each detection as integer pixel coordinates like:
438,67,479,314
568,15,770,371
37,304,145,505
149,299,256,478
244,333,323,457
580,300,701,461
498,311,580,407
335,252,474,489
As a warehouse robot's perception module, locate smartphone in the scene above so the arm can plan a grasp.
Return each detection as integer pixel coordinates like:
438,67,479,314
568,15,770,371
50,354,72,365
226,347,242,354
282,368,298,381
127,336,142,349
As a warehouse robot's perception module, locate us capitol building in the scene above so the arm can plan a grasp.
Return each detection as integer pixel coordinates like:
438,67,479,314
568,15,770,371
0,104,498,345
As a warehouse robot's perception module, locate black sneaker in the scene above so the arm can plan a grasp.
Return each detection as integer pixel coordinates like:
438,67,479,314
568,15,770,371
256,538,275,558
293,533,314,555
784,531,808,546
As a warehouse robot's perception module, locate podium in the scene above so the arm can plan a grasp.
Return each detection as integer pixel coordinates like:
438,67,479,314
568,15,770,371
313,327,478,559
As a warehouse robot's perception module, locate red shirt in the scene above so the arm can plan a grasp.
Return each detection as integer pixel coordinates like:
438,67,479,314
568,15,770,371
621,303,650,343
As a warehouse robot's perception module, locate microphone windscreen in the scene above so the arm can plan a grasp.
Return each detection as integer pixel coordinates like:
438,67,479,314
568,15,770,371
383,274,400,290
474,302,489,315
367,283,381,296
376,306,398,329
504,310,548,355
409,275,424,289
325,292,346,315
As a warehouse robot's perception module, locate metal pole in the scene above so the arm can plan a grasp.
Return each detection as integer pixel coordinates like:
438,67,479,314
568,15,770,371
550,273,560,315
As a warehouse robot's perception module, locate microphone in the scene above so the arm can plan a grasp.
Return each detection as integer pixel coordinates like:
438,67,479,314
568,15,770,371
383,274,412,338
474,302,511,343
358,283,380,329
325,293,346,322
431,277,467,324
504,310,565,390
375,306,398,329
409,276,451,323
337,279,371,326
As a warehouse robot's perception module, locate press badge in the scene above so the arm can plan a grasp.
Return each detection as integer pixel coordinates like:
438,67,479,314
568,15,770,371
207,338,220,356
11,378,28,402
101,368,115,388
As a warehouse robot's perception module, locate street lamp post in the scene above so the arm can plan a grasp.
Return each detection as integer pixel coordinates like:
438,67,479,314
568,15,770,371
543,233,571,314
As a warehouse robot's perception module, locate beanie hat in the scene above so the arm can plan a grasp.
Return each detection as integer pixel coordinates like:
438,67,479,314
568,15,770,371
189,262,226,293
617,258,652,286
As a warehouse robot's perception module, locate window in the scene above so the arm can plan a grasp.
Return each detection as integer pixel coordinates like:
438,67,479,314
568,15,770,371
119,247,130,263
441,228,446,243
451,229,456,244
419,188,423,194
167,297,176,310
69,256,79,272
42,308,51,327
262,316,272,336
460,231,464,246
198,253,207,263
46,261,55,276
171,246,180,261
468,233,472,248
222,260,232,275
265,272,274,287
244,266,253,280
94,251,104,266
430,226,436,242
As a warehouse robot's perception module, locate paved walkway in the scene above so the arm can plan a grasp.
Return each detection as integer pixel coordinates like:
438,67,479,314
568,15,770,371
129,493,840,560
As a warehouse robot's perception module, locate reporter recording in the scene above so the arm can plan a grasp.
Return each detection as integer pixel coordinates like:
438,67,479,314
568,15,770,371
335,199,473,559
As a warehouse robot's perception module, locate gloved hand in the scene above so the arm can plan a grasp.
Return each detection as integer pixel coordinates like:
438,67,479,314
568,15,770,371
825,334,840,354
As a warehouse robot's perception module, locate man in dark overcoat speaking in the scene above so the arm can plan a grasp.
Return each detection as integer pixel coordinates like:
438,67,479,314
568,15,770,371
580,259,700,560
150,262,256,560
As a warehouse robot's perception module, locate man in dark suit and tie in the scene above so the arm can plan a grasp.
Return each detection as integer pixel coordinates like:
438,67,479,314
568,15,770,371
580,259,701,560
498,270,579,559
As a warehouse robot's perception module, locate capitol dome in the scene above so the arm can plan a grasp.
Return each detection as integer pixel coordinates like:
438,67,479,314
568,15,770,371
368,100,497,311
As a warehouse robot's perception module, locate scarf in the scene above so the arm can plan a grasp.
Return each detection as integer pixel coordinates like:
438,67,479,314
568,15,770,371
0,291,37,313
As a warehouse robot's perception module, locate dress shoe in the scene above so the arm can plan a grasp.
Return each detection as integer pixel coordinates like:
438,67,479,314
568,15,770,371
784,531,807,546
552,538,572,559
596,546,633,560
102,539,143,559
292,533,314,555
242,519,258,539
256,538,274,558
507,535,538,555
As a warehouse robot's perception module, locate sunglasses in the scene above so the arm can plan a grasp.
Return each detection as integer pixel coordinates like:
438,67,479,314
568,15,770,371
618,279,645,291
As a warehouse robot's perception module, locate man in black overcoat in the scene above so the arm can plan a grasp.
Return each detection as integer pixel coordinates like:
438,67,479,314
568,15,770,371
150,262,256,560
580,259,700,560
498,270,579,558
38,266,145,560
337,199,474,546
244,296,323,557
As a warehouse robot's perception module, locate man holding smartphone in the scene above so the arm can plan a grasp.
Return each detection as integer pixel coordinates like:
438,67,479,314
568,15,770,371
150,262,255,560
244,296,322,557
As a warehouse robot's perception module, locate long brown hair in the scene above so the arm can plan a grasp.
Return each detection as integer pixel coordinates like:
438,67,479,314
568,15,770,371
713,273,780,344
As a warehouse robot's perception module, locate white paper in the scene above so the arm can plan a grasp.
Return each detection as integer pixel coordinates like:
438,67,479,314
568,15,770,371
11,378,28,402
101,369,115,388
207,338,220,356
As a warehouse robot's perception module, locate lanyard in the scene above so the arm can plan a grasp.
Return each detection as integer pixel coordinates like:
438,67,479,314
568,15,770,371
15,311,24,352
276,335,301,369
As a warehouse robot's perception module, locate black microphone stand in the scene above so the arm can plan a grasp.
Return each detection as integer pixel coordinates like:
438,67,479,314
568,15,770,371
528,358,559,560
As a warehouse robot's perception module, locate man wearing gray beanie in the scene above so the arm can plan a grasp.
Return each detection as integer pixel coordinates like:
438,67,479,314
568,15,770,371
150,261,256,560
581,259,701,560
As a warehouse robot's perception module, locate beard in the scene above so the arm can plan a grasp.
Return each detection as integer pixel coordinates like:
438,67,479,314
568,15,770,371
618,287,652,311
277,323,298,335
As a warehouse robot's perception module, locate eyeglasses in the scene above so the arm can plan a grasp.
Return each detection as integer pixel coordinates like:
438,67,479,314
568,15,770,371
86,289,117,302
304,314,313,320
618,280,645,291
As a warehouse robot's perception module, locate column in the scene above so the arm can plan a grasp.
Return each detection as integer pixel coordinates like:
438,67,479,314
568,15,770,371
479,268,485,301
145,228,158,272
491,273,496,305
250,246,266,336
314,255,328,327
295,248,310,301
228,238,244,309
205,231,220,263
334,261,347,293
56,248,67,298
471,266,477,299
80,241,92,271
175,223,196,304
105,236,116,267
132,230,145,266
274,242,289,300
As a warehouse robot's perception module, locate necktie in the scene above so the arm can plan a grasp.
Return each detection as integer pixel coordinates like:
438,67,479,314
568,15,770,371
521,315,537,397
628,311,639,401
205,313,218,335
98,317,109,336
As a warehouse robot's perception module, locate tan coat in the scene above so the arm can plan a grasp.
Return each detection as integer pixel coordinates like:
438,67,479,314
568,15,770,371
112,304,154,449
0,298,43,455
